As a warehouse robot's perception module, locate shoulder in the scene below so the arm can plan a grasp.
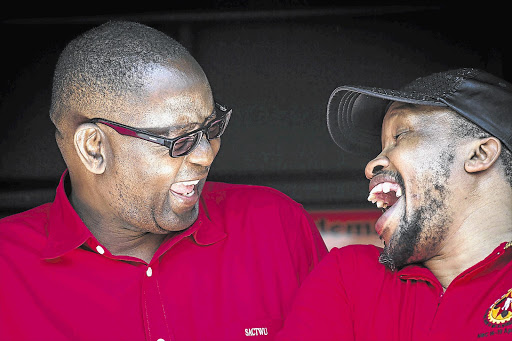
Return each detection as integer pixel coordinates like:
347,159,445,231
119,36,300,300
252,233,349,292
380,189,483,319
331,244,383,264
202,181,297,200
0,204,51,230
202,181,302,209
284,245,384,303
318,244,385,281
201,182,315,237
0,204,51,252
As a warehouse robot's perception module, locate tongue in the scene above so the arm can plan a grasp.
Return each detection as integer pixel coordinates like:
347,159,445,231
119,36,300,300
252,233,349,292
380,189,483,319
171,183,194,195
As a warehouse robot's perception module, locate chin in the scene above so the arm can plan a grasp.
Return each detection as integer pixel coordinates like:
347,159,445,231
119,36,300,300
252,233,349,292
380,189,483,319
379,239,413,271
157,205,199,233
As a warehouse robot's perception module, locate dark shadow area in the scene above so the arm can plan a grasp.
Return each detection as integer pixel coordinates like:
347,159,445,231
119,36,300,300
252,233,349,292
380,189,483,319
1,2,509,216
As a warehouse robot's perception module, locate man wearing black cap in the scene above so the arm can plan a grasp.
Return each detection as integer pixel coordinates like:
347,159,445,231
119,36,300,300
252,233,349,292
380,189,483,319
277,68,512,340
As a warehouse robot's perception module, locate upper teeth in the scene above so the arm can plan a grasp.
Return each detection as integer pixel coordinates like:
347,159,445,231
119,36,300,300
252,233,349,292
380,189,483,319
180,180,200,186
367,181,402,209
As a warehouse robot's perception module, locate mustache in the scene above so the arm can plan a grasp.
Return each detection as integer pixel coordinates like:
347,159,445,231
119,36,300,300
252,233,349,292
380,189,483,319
373,169,405,190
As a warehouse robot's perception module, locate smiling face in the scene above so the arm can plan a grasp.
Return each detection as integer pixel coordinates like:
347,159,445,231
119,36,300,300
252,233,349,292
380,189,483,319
365,102,461,270
90,57,220,235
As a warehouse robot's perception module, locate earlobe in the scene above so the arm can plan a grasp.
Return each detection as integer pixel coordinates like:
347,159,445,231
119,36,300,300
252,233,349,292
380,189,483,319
74,123,107,174
464,137,501,173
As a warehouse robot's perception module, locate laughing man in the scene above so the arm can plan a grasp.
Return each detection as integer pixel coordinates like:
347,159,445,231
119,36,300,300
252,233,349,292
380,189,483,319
277,68,512,340
0,21,327,340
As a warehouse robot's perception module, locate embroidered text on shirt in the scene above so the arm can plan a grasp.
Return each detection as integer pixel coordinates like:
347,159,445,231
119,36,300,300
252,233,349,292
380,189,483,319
245,328,268,336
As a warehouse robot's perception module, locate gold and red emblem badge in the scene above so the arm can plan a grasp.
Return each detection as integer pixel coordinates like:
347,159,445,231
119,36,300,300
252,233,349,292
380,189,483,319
486,288,512,327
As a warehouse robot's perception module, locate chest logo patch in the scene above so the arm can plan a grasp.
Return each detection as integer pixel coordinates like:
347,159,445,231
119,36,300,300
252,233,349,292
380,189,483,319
486,288,512,327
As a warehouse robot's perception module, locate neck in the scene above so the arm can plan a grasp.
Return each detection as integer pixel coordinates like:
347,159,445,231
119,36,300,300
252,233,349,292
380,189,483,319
424,200,512,290
70,191,168,264
87,221,168,264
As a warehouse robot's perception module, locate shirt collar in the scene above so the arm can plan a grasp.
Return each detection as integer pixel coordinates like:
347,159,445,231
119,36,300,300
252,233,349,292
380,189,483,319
41,171,93,259
41,171,226,260
153,196,227,259
192,196,227,246
396,241,512,286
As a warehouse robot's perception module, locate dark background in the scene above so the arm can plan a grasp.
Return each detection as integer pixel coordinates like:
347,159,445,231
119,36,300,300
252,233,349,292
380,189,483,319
1,1,509,217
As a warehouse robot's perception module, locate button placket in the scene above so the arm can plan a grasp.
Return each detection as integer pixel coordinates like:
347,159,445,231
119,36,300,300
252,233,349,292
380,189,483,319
142,263,171,341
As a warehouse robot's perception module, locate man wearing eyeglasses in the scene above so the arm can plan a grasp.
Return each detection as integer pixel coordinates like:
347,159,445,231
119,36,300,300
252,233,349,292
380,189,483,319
0,21,327,341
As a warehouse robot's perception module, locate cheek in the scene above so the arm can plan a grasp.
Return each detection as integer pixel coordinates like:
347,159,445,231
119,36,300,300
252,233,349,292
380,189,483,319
108,142,184,185
210,138,221,157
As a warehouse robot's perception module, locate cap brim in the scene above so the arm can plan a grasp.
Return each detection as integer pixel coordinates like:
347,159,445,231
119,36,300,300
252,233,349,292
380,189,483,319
327,85,444,156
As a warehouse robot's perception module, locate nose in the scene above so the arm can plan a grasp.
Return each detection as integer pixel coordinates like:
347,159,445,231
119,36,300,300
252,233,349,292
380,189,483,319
365,153,390,180
185,134,218,167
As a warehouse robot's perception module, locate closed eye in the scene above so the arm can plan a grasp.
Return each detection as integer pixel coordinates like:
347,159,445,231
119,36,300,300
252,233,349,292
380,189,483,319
393,130,408,141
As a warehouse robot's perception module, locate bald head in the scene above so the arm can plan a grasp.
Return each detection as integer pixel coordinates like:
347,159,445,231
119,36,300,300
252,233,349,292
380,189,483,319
50,21,205,135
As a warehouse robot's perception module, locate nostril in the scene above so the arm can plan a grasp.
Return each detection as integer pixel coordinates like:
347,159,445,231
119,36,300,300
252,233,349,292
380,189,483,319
372,165,384,174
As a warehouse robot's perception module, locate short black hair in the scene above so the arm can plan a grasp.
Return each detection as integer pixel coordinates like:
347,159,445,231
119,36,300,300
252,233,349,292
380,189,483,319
50,21,190,130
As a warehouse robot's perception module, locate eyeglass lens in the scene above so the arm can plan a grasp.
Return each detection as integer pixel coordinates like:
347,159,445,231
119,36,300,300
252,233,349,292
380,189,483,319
171,118,226,157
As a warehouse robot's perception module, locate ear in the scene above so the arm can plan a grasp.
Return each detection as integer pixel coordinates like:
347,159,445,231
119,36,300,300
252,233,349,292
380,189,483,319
464,137,502,173
74,123,107,174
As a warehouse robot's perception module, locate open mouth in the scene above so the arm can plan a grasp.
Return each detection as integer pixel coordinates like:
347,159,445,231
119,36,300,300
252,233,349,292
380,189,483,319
367,181,403,211
170,179,200,198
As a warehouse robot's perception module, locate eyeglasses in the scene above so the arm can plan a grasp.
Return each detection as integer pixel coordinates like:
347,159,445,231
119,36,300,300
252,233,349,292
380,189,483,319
90,102,232,157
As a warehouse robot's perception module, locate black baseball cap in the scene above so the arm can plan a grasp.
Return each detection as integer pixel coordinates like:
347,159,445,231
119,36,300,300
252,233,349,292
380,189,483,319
327,68,512,157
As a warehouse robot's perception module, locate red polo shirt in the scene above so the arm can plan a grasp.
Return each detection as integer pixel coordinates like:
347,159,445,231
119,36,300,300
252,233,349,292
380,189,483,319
277,243,512,341
0,172,327,341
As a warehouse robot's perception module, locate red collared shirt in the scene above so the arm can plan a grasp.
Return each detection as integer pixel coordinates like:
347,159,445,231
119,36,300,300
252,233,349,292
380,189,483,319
0,172,327,341
277,243,512,341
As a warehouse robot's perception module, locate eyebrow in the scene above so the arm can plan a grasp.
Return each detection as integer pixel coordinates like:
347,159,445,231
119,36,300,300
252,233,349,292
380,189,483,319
144,110,217,136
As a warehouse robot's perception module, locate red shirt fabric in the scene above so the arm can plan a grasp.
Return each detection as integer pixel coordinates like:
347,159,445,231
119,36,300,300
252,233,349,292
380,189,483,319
0,172,327,341
277,243,512,341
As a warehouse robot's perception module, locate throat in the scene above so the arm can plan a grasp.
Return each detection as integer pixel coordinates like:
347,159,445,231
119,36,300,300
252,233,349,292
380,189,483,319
70,188,170,263
89,226,170,264
112,236,166,263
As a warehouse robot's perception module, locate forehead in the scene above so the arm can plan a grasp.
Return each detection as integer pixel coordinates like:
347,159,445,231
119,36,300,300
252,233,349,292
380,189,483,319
114,58,214,129
382,102,453,130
